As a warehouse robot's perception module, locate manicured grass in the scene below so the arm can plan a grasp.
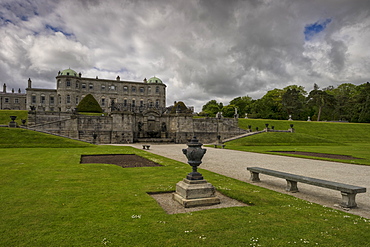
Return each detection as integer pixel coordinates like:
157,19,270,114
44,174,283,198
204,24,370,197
221,119,370,165
0,110,28,125
1,145,370,246
0,128,93,148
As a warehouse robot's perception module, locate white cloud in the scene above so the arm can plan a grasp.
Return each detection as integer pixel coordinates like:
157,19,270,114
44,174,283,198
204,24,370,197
1,0,370,111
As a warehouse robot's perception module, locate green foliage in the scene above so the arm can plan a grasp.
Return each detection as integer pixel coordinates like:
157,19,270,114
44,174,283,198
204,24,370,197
77,94,103,113
200,82,370,123
251,88,284,119
229,96,252,117
0,110,28,125
221,104,237,118
200,100,223,117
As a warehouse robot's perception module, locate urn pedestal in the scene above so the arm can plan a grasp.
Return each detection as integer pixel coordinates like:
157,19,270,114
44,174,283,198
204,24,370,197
173,179,220,208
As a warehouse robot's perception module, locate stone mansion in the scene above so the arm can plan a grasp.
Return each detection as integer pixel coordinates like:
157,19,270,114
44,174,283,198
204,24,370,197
0,68,166,112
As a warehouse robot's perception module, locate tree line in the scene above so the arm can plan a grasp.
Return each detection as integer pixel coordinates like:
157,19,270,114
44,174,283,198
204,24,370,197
200,82,370,123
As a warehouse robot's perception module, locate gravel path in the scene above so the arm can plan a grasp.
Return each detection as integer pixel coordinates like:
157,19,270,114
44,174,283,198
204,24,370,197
110,143,370,218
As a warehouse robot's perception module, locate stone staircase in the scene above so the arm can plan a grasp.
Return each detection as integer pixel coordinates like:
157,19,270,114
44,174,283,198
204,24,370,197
221,128,293,143
221,130,265,143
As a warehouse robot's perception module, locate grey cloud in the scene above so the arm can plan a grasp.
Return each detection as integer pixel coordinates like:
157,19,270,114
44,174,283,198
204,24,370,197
1,0,370,111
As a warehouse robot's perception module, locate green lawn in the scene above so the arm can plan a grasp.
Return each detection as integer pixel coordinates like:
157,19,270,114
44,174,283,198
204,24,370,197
0,128,370,246
0,110,28,126
221,119,370,166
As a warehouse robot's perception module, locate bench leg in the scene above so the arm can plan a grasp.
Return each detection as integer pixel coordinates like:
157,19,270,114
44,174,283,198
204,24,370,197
341,192,357,208
286,180,299,192
249,171,260,182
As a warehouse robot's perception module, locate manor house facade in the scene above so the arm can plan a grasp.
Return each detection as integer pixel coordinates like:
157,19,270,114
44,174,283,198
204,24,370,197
1,68,166,112
26,68,166,112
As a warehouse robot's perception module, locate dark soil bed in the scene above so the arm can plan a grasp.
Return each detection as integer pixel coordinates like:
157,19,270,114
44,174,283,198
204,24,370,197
269,151,361,160
80,154,162,168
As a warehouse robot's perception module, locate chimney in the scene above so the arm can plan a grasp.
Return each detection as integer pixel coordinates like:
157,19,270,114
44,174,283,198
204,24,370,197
2,83,6,93
28,78,32,88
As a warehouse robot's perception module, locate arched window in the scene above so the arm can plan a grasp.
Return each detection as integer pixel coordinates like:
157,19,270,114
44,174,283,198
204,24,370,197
66,95,71,104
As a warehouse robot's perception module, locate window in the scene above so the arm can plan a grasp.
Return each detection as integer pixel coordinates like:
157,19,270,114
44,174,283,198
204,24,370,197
66,95,71,104
140,100,144,107
14,98,19,104
75,96,79,104
132,100,135,107
109,85,116,90
148,86,151,94
131,86,136,93
101,85,106,90
89,84,93,90
41,95,45,104
4,98,9,103
76,82,79,88
156,86,159,93
50,96,54,104
50,107,54,112
31,95,36,104
140,87,144,93
123,86,128,93
148,100,153,107
66,80,71,87
123,99,127,106
81,83,86,89
101,98,105,106
156,99,160,107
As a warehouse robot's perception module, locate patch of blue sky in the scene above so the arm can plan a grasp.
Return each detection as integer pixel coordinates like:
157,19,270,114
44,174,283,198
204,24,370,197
304,18,332,41
45,24,73,37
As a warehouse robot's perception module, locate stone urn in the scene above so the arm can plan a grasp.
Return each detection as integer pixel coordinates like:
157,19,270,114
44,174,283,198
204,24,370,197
9,116,17,127
182,136,206,180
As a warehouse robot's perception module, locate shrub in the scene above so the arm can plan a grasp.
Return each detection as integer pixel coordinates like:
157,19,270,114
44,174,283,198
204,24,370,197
77,94,103,113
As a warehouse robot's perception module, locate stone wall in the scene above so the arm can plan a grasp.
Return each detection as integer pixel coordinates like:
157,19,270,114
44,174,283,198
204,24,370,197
27,112,246,144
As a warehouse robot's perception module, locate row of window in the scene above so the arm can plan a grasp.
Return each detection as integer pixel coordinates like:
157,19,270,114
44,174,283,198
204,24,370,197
31,94,161,107
63,80,162,94
2,98,25,104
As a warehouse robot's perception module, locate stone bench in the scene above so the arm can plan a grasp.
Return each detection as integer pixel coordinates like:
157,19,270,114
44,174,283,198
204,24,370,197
142,145,150,150
213,144,226,149
247,167,366,208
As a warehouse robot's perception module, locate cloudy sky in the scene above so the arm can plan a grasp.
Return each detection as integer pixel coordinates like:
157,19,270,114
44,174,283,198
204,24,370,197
1,0,370,112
